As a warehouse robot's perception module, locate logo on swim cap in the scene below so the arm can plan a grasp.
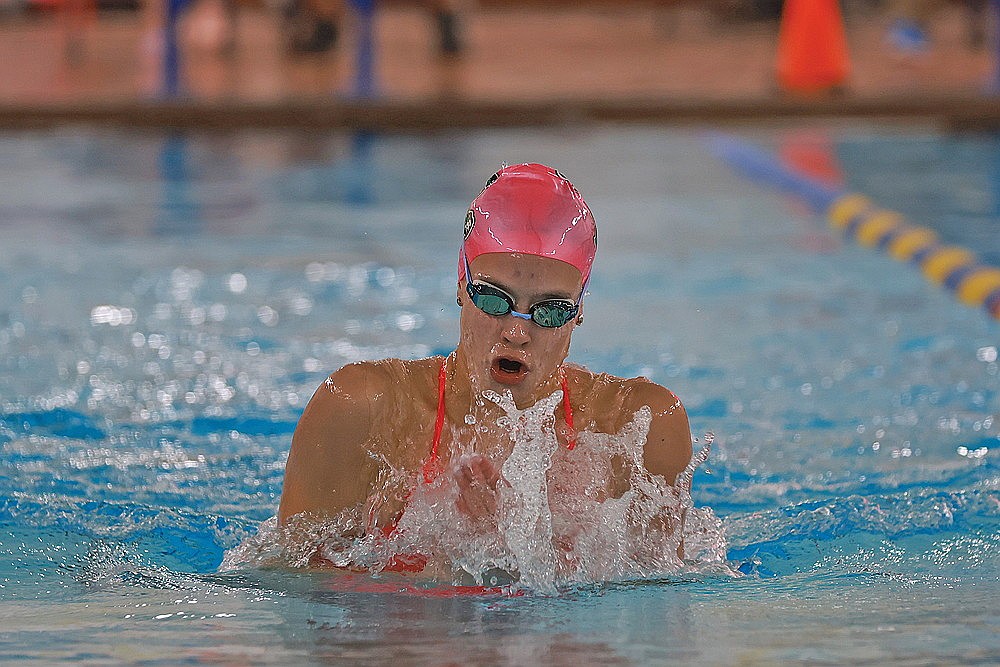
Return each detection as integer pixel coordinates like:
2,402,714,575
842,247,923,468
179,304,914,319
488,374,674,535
482,171,500,193
464,209,476,240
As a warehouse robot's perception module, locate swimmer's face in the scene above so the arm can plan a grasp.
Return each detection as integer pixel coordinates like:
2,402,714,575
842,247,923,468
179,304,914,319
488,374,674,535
458,252,584,408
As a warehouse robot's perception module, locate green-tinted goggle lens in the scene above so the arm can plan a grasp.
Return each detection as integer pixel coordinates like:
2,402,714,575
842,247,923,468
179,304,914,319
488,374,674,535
472,290,512,316
466,281,579,329
531,302,576,327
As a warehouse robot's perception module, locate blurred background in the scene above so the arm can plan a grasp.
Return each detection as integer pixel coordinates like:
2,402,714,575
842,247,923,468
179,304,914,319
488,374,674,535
0,0,995,119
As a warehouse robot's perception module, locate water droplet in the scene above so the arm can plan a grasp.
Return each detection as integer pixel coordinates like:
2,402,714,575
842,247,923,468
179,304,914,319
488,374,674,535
228,273,248,294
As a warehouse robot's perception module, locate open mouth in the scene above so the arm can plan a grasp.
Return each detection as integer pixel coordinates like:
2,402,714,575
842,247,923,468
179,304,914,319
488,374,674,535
490,357,528,385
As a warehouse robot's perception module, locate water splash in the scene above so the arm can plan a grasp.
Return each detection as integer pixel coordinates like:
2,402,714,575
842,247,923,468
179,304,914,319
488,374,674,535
493,389,561,591
222,389,730,593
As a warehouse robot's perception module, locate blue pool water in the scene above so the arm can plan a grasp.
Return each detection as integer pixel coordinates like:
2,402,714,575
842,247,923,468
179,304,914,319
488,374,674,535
1,125,997,664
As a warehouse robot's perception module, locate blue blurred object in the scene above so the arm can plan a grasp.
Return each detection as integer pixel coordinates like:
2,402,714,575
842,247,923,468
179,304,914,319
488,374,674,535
705,132,842,214
163,0,193,97
887,18,928,55
990,0,1000,93
350,0,376,97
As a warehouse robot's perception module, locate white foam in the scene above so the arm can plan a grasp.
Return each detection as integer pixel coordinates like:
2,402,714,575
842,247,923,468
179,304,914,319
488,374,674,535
222,389,731,591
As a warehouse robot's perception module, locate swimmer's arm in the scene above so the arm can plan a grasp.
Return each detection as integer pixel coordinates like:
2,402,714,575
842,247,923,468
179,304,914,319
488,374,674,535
625,381,693,560
626,381,693,488
278,363,386,525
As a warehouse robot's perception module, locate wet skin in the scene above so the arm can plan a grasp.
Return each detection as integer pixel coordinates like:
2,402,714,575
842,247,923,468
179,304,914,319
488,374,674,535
278,252,692,529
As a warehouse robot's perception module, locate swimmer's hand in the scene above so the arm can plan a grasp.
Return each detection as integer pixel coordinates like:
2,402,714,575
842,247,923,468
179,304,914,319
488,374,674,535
453,455,502,521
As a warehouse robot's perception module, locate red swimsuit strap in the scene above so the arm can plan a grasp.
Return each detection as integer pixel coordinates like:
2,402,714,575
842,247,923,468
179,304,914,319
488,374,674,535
422,359,448,483
422,359,576,482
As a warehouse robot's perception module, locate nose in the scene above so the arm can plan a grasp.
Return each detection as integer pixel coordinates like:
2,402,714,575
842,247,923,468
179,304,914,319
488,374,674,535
501,315,531,346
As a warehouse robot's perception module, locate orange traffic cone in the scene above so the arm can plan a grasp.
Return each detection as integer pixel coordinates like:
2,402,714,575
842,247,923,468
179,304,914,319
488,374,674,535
776,0,851,94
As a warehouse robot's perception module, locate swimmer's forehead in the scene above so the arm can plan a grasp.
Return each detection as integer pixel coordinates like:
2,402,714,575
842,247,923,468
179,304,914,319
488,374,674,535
469,253,582,301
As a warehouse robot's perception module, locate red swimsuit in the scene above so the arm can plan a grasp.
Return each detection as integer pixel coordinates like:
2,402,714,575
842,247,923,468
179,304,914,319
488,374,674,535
421,358,576,483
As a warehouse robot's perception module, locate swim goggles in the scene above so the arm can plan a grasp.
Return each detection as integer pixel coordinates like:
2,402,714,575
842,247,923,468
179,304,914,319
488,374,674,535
463,257,582,328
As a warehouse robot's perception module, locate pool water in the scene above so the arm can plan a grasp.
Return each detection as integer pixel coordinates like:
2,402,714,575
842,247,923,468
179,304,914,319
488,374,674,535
1,125,997,665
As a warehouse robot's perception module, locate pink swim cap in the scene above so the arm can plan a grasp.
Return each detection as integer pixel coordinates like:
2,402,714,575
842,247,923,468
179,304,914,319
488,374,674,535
460,163,597,283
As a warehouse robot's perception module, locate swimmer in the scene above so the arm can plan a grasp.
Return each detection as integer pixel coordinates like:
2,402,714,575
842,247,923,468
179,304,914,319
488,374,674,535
278,163,693,570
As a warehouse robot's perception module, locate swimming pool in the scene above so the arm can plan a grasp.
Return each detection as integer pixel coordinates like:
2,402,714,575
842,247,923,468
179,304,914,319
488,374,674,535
1,125,997,664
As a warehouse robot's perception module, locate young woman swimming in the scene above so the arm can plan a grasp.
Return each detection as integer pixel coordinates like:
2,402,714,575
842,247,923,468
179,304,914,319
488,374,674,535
277,163,693,576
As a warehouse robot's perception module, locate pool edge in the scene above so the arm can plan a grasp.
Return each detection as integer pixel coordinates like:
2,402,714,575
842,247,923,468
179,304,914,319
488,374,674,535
2,94,1000,131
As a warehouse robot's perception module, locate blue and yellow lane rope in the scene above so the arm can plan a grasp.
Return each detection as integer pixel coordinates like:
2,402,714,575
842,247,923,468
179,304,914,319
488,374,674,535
708,133,1000,321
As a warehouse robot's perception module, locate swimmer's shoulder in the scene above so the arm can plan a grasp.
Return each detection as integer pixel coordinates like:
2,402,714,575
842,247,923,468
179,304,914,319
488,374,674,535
322,356,443,409
564,364,685,432
569,366,691,483
323,359,390,403
296,361,390,433
621,377,685,421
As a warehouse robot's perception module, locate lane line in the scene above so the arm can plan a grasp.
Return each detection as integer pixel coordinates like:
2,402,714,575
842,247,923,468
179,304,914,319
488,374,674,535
707,133,1000,321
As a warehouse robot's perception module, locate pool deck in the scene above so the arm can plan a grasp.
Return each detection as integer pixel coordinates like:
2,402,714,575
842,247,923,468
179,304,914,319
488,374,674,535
1,3,999,130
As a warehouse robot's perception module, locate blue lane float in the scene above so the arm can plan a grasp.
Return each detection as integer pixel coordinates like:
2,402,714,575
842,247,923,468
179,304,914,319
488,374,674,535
706,133,1000,322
